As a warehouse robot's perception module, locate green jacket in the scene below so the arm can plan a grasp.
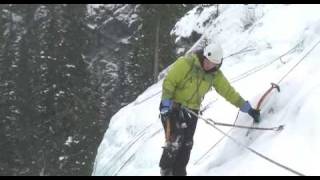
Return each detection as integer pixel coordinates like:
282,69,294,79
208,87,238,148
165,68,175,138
162,53,245,110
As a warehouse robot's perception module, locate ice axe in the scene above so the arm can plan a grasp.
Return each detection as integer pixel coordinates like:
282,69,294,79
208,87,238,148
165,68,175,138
247,82,283,136
256,82,280,110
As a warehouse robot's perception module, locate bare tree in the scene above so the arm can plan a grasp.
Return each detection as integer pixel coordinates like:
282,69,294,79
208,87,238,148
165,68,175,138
153,15,160,82
216,4,219,17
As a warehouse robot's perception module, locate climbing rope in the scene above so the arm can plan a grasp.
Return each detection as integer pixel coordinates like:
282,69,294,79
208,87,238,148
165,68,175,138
130,40,308,171
184,107,305,176
210,119,305,176
134,40,303,106
133,47,256,106
111,39,319,175
191,38,320,175
194,110,240,165
201,115,283,131
277,38,320,84
223,46,256,60
199,39,303,114
244,39,320,137
127,39,317,175
98,122,157,174
230,40,304,83
113,128,163,176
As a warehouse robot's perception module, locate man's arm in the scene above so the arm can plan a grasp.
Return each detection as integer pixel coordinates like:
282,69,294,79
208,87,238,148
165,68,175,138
212,70,246,108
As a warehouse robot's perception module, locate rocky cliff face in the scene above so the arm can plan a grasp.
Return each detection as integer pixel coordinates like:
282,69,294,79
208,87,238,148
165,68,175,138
86,4,196,127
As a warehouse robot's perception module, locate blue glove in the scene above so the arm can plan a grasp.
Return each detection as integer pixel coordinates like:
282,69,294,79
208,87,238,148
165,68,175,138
240,101,252,113
160,99,173,116
240,101,261,123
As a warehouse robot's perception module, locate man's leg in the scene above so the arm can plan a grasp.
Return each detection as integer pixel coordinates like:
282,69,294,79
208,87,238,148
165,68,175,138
172,109,198,176
159,110,184,176
172,142,192,176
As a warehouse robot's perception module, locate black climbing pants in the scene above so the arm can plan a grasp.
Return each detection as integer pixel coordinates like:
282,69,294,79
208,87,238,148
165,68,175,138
159,107,198,176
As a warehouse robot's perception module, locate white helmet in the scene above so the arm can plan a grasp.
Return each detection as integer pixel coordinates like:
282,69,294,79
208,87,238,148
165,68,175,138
203,42,223,64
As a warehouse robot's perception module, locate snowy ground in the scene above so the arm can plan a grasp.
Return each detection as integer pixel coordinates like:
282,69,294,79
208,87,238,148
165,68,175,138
92,4,320,176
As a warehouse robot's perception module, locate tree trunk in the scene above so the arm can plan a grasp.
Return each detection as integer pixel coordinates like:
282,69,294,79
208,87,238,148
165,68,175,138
216,4,219,17
153,16,160,82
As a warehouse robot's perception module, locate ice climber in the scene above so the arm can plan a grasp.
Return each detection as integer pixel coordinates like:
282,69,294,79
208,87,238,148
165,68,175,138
159,41,261,176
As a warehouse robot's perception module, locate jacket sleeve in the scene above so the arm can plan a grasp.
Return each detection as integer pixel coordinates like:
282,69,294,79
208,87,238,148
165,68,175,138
161,57,192,100
213,70,246,108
